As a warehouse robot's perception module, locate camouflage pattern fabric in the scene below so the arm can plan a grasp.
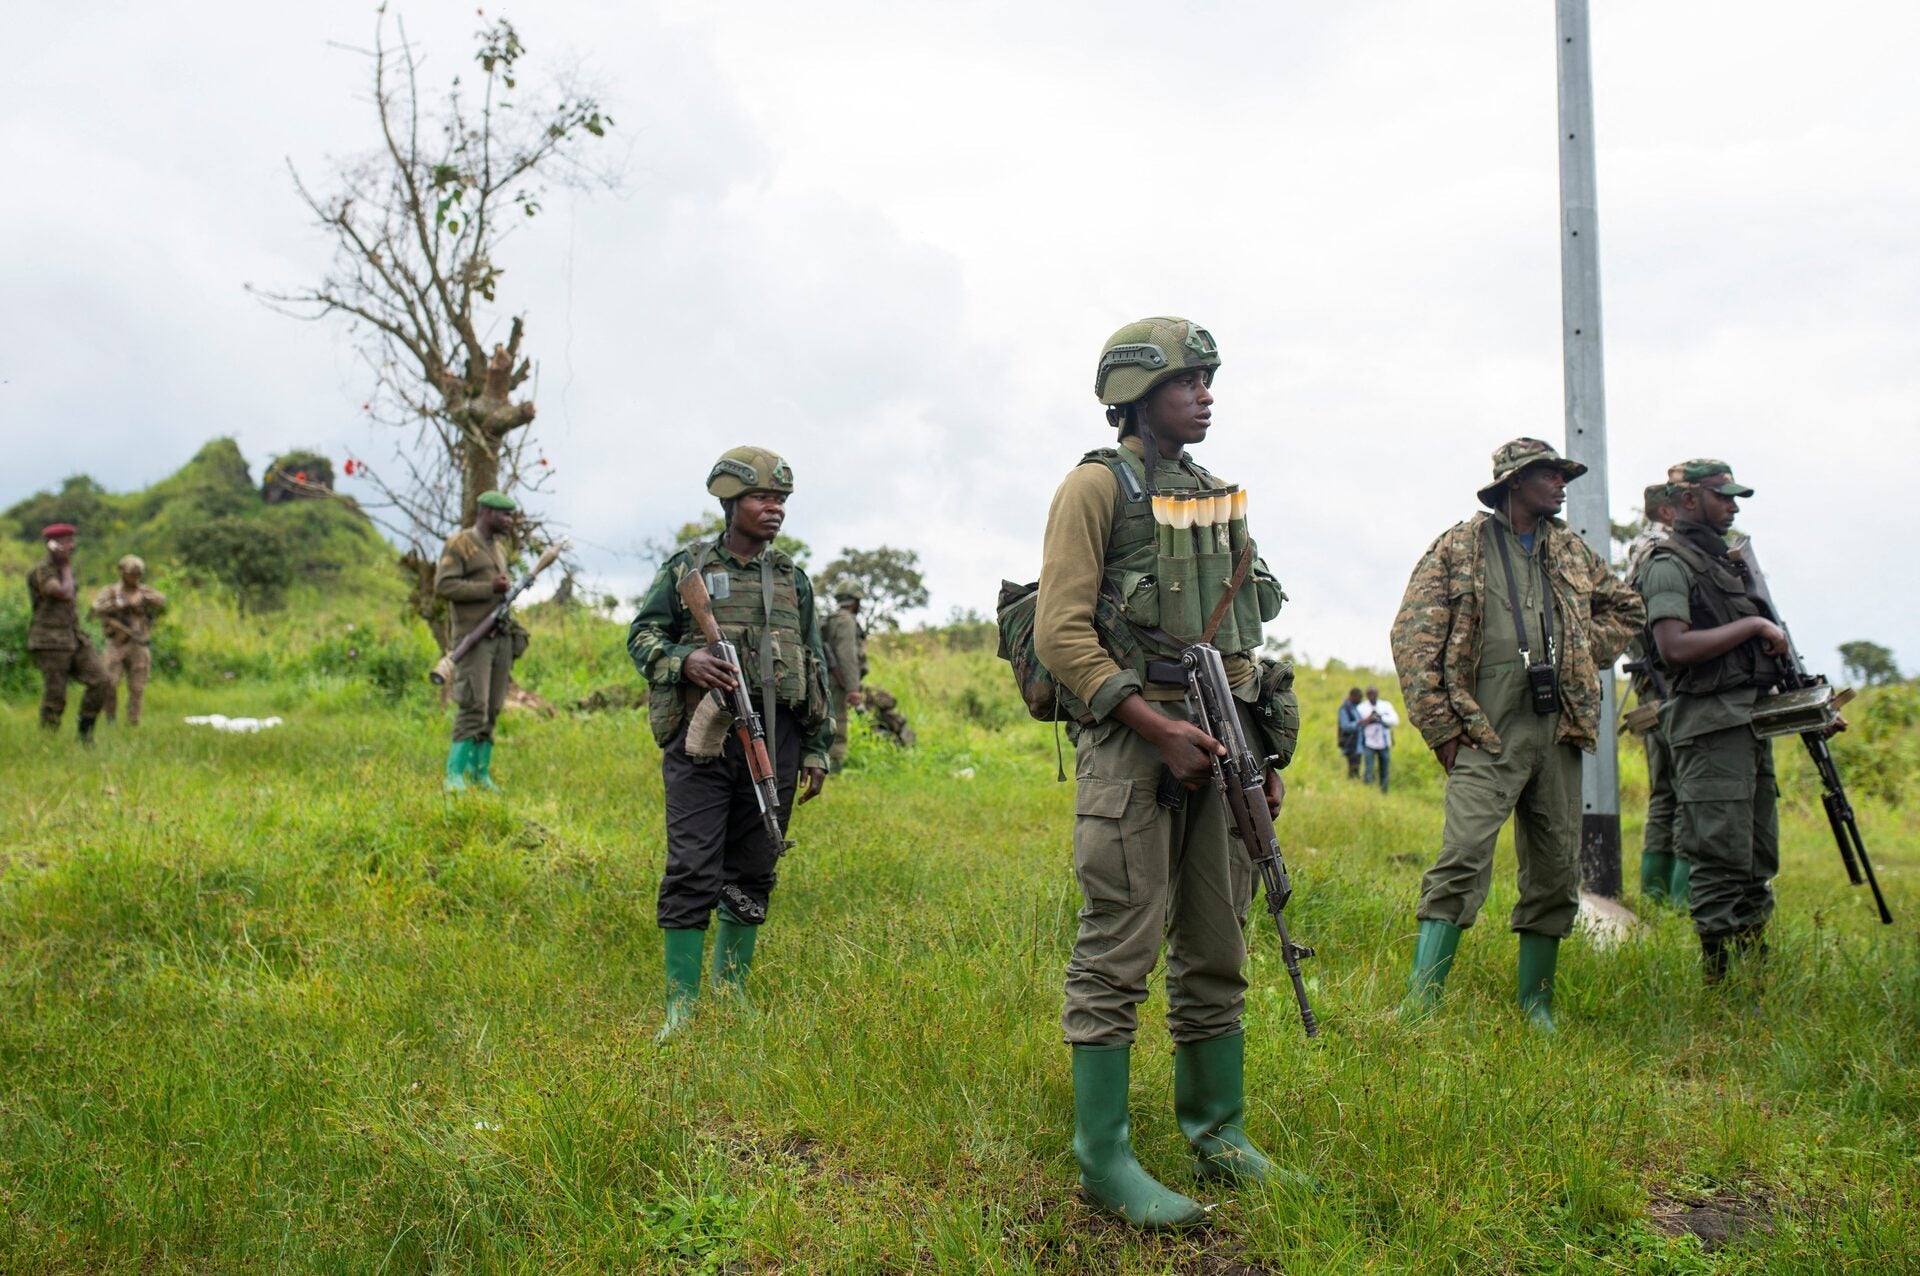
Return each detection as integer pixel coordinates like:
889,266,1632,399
863,686,916,748
1666,458,1755,497
1624,524,1668,580
1391,512,1644,754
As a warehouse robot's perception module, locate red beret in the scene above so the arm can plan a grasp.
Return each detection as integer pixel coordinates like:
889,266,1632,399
42,523,77,539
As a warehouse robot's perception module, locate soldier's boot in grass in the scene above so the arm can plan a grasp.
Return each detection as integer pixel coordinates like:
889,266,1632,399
1638,851,1674,905
1516,932,1559,1034
1072,1045,1206,1230
655,928,706,1044
1668,857,1693,909
1174,1031,1289,1187
711,907,759,997
443,740,474,793
1398,919,1462,1021
471,741,499,792
1700,931,1732,985
78,714,98,745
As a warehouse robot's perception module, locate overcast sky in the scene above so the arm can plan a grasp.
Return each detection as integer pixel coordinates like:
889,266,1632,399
7,1,1917,673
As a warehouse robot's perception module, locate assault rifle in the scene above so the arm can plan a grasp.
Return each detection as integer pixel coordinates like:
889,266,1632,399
677,567,793,858
1172,642,1320,1038
429,541,566,686
1730,537,1891,925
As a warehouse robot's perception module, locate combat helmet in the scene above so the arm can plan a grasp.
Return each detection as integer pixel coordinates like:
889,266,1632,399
707,446,796,499
834,583,866,602
1094,316,1221,409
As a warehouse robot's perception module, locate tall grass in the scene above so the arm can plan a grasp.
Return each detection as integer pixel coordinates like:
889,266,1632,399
1,611,1915,1272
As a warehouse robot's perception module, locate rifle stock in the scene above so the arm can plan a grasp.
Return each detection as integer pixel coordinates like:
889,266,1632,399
677,567,794,857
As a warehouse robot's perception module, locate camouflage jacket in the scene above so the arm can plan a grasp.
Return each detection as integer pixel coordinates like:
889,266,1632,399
1391,512,1645,754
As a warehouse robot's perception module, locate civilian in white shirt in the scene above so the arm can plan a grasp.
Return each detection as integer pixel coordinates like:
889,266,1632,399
1358,685,1399,794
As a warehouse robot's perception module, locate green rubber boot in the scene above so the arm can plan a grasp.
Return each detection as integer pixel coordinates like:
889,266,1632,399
1072,1045,1206,1230
1174,1031,1273,1184
712,907,759,994
655,928,706,1044
472,741,499,792
1639,851,1674,905
444,740,473,793
1399,919,1463,1021
1517,932,1559,1033
1668,857,1693,909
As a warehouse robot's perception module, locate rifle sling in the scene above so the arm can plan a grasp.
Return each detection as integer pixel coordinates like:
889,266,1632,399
1200,542,1256,644
1490,519,1553,663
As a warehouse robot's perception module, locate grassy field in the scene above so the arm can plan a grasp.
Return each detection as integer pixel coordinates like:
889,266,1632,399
2,613,1917,1272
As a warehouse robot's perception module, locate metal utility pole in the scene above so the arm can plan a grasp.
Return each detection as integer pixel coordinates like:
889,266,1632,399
1555,0,1622,897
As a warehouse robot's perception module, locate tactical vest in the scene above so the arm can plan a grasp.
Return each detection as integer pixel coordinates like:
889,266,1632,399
1080,446,1283,666
1647,533,1779,696
688,540,809,708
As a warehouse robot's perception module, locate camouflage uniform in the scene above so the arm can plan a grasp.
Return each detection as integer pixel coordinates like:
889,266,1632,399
1636,460,1778,971
91,561,167,726
26,544,112,733
822,592,867,771
1392,438,1643,1028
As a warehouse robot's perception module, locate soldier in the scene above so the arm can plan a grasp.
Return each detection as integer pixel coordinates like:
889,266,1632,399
1635,460,1791,982
433,491,523,792
26,523,112,739
1037,317,1299,1229
91,555,168,726
1624,483,1686,907
822,584,868,772
628,446,832,1042
1391,438,1643,1030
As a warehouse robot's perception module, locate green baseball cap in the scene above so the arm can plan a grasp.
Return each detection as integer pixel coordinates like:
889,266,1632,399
1667,458,1754,497
476,490,518,511
1476,437,1587,508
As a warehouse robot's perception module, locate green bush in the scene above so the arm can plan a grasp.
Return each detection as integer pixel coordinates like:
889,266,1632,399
176,517,299,612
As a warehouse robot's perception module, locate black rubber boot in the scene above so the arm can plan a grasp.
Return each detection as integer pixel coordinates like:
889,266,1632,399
78,714,98,745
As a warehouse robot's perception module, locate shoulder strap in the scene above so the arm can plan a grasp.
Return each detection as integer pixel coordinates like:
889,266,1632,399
1489,520,1553,661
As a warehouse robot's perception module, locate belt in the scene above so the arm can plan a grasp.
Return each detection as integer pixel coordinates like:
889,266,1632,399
1145,659,1187,687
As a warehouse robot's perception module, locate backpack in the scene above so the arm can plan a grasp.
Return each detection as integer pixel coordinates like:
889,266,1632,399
994,578,1146,724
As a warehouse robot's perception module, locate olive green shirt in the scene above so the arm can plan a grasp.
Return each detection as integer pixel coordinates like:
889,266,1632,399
823,606,865,692
1036,436,1253,721
433,527,510,642
1637,552,1759,743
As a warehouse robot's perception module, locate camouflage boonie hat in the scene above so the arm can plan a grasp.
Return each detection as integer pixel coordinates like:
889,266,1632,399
117,554,146,575
1094,316,1221,408
1667,458,1754,498
1476,437,1588,508
707,446,795,499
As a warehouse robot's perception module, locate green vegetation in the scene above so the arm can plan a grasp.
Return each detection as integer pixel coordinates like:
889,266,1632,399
2,572,1916,1271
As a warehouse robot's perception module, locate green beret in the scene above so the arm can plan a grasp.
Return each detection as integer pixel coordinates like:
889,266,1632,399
477,490,518,511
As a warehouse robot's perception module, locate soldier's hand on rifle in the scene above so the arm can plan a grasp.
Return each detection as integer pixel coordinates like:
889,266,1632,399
1754,618,1790,656
797,766,827,804
683,646,740,691
847,689,864,709
492,574,511,594
1157,720,1227,788
1265,767,1286,818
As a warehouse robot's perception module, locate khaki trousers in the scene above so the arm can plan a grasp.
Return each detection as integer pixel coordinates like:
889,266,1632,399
829,683,853,768
451,634,513,743
34,645,111,728
103,639,153,725
1673,724,1777,937
1062,700,1256,1047
1642,721,1677,860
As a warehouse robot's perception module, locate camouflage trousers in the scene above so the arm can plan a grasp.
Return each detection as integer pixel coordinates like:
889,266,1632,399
1416,703,1582,939
1062,700,1255,1047
34,645,111,729
103,639,153,725
1674,725,1777,937
1642,722,1676,860
451,634,513,744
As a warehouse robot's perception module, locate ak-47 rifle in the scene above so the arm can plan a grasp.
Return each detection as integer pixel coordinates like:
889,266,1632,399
677,567,793,859
428,541,566,686
1730,536,1891,925
1173,642,1319,1038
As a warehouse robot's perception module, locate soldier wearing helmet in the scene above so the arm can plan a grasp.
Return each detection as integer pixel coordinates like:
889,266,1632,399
91,553,168,726
1035,318,1299,1228
821,582,868,771
1636,459,1796,982
627,446,832,1041
26,522,113,739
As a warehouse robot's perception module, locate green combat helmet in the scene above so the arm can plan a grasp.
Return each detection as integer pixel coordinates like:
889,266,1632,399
834,583,866,602
707,446,796,498
1094,316,1221,409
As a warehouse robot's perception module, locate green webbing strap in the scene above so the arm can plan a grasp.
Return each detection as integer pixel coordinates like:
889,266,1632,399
760,554,778,756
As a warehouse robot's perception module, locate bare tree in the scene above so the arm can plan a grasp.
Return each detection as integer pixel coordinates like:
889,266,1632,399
254,12,612,629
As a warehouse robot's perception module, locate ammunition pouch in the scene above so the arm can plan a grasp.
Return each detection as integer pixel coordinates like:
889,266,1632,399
1622,700,1662,735
1248,656,1300,771
684,693,732,761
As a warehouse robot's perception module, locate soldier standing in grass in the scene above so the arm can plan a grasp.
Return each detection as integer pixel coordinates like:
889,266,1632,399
92,555,167,726
822,584,867,773
1624,483,1687,907
1391,439,1643,1031
1635,460,1795,983
434,491,523,792
26,523,112,740
628,447,832,1043
1037,317,1299,1229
